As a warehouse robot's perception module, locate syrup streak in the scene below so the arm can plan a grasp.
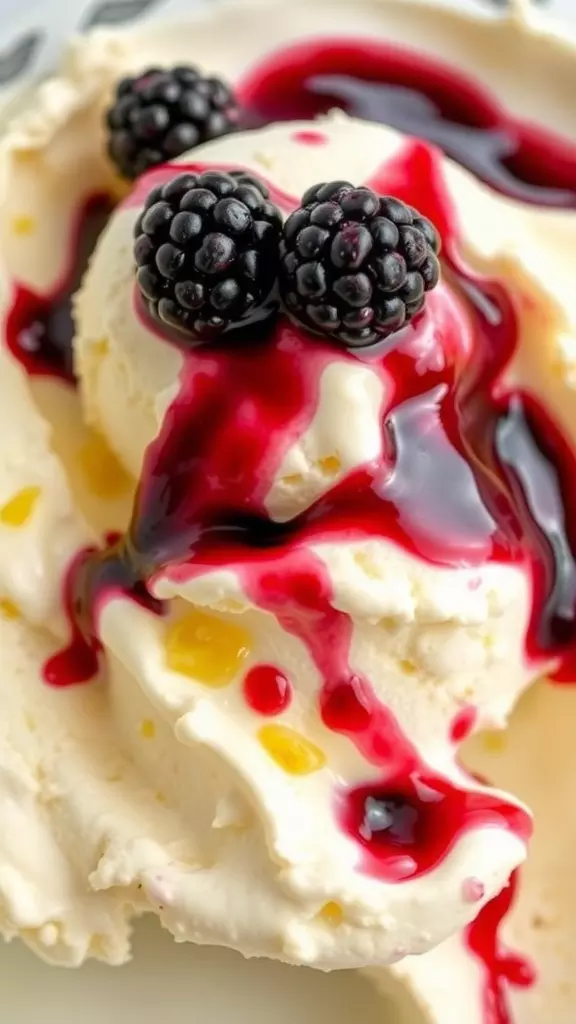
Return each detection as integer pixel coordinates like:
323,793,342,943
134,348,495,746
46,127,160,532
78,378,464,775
238,36,576,207
5,197,112,382
466,872,536,1024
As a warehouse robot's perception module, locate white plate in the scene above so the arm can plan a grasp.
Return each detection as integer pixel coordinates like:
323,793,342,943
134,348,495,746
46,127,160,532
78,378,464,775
3,916,390,1023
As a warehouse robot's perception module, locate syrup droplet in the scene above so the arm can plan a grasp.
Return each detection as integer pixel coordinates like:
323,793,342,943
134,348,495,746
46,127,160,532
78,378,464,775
290,130,328,146
243,664,292,715
321,675,373,733
450,705,478,744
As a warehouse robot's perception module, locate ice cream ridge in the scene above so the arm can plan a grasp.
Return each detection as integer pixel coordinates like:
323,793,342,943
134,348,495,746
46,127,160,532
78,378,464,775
2,3,576,1017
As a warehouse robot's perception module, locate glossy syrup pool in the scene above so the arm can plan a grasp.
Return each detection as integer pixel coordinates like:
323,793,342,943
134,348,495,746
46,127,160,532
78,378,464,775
238,37,576,208
6,36,576,1024
6,197,113,383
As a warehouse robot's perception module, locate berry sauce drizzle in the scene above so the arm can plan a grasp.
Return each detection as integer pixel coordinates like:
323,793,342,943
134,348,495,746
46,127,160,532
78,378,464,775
467,872,536,1024
238,38,576,208
5,197,112,383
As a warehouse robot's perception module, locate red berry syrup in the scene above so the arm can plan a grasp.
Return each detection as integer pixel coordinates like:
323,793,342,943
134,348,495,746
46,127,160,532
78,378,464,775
5,196,112,383
238,38,576,207
467,871,536,1024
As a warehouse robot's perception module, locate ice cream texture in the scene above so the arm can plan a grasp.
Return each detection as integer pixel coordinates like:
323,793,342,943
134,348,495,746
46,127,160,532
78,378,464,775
0,0,576,1021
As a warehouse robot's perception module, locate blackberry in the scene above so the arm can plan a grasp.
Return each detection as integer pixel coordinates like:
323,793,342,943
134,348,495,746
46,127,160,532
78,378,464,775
106,66,239,180
134,169,283,341
279,182,441,347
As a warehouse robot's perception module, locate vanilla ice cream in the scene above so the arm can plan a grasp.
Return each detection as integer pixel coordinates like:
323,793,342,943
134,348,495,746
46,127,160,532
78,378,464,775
0,2,575,1022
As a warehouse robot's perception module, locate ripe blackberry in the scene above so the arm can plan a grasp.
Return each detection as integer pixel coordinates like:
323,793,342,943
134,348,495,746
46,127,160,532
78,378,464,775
106,66,239,180
134,169,283,341
279,182,441,347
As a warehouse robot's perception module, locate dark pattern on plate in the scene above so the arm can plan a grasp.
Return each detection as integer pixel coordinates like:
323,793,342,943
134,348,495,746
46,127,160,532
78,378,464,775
82,0,162,29
482,0,548,5
0,30,43,85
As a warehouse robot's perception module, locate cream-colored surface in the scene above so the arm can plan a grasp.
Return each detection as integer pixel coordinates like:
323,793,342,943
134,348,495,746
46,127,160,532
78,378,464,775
2,915,389,1024
0,0,574,1020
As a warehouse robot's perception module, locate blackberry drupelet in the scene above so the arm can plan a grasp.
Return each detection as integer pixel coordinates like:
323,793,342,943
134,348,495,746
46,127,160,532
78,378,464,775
106,66,239,180
279,181,441,347
134,170,283,341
